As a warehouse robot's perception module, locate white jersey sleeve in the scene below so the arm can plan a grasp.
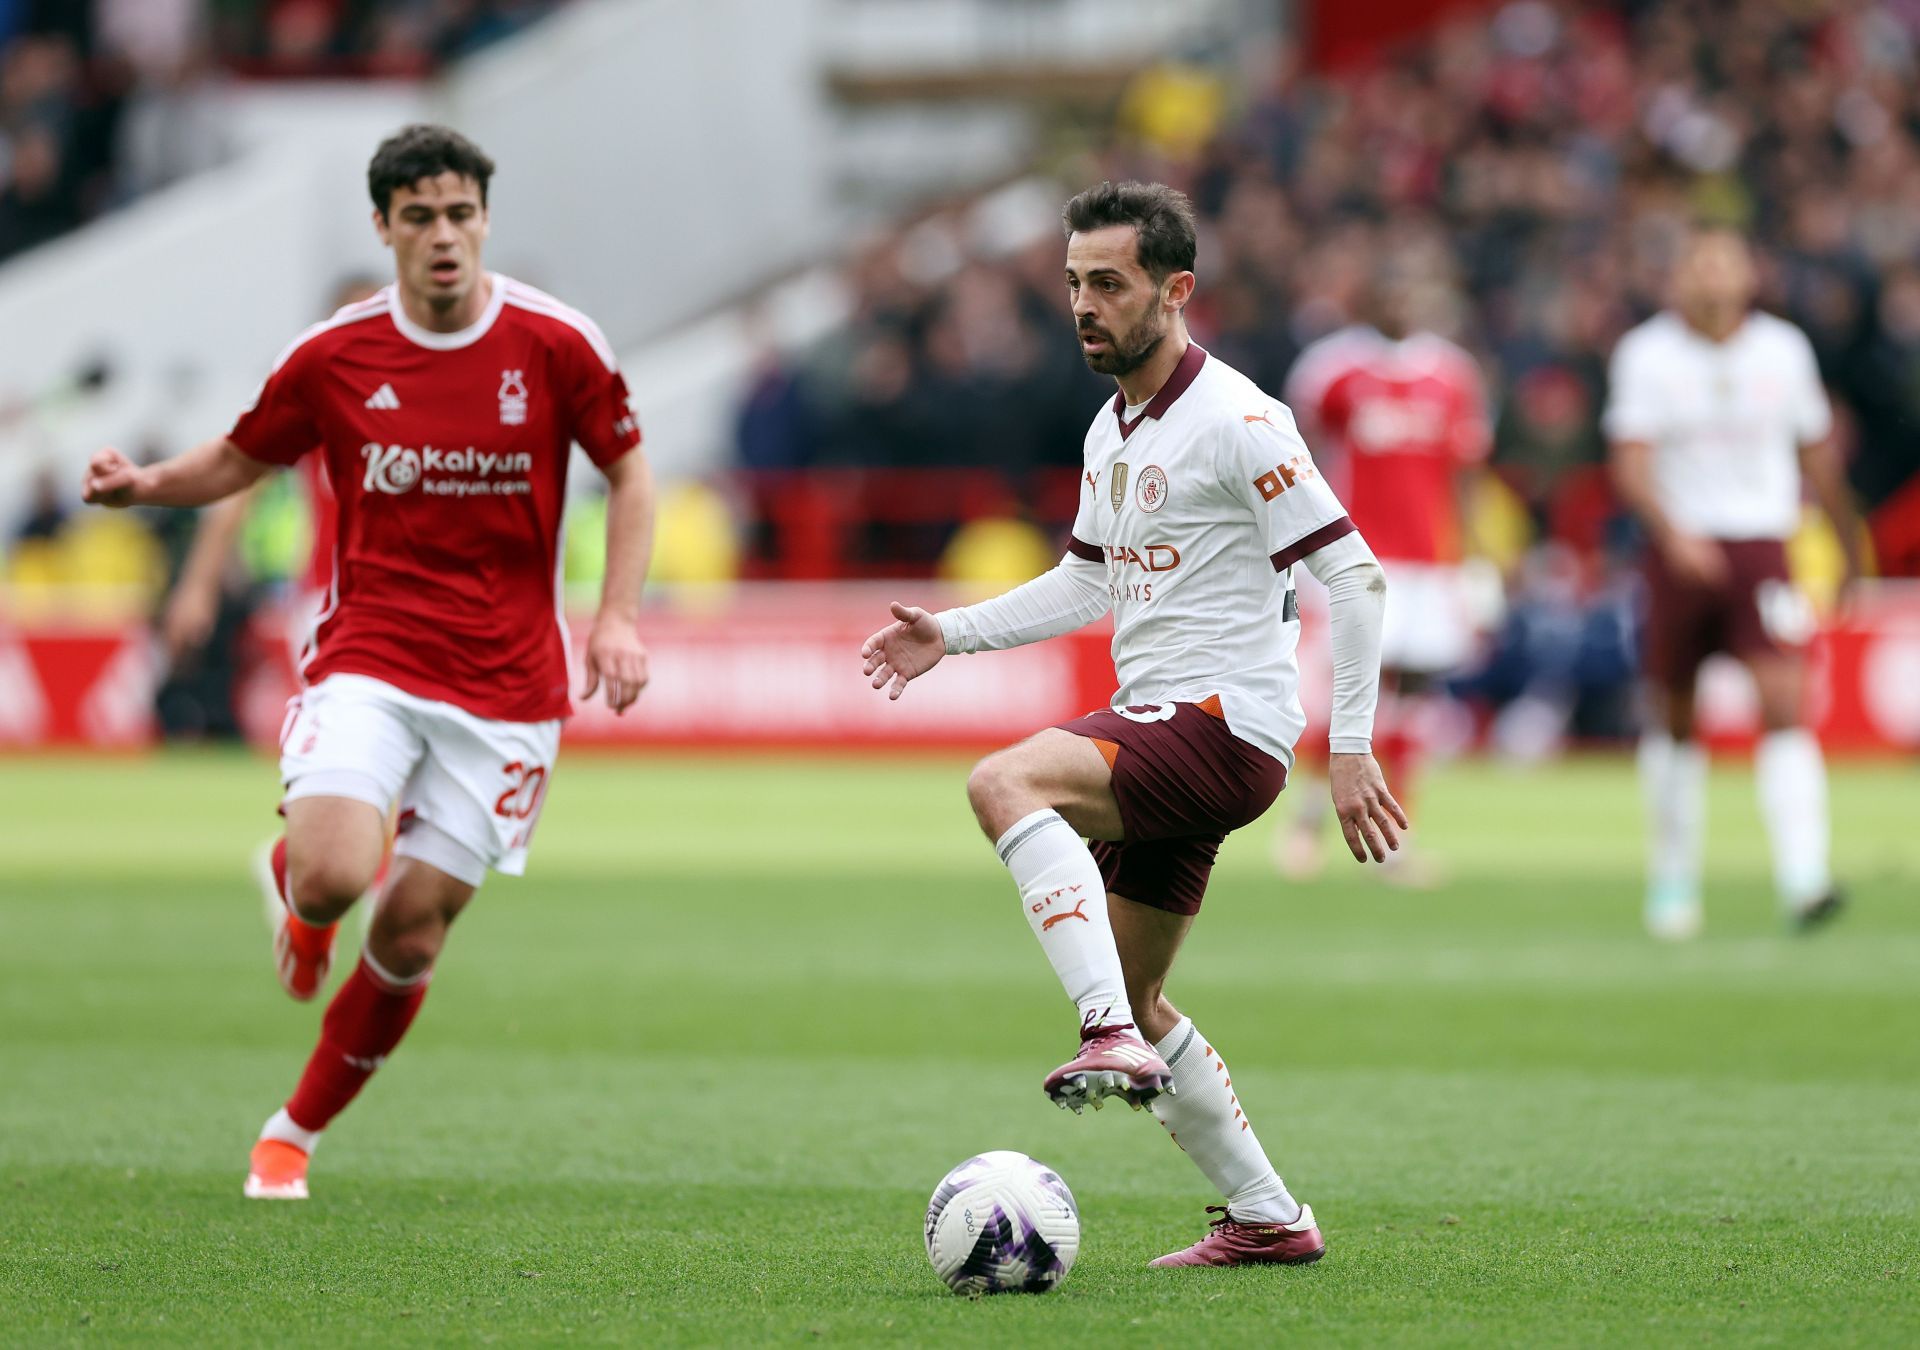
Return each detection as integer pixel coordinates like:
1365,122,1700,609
1221,404,1357,570
1602,328,1666,445
1304,537,1385,754
934,554,1109,655
1787,326,1833,445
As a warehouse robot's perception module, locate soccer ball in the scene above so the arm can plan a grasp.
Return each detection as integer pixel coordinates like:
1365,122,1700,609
924,1150,1080,1295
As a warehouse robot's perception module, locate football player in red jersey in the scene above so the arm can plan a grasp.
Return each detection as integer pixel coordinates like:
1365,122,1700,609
1276,264,1490,884
83,125,656,1199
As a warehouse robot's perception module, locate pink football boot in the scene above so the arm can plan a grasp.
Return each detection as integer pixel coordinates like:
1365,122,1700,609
1042,1014,1173,1112
1148,1204,1326,1268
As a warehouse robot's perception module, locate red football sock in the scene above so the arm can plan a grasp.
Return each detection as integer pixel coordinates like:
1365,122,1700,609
284,956,428,1133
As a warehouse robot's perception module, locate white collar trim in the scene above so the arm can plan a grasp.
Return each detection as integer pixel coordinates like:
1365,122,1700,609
388,272,506,350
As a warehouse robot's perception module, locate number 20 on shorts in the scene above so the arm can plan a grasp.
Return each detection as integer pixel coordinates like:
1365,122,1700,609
494,761,550,821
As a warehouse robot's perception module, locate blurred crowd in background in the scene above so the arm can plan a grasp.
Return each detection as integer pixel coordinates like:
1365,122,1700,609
8,0,1920,746
755,0,1920,566
0,0,564,262
729,0,1920,744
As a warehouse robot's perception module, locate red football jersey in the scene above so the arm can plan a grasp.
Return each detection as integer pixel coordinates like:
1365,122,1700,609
297,453,336,595
1284,327,1488,564
230,276,642,721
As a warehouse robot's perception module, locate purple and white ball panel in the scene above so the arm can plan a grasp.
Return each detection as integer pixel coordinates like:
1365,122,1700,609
925,1151,1080,1295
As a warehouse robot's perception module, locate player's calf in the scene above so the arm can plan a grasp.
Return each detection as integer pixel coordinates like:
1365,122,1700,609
245,948,432,1199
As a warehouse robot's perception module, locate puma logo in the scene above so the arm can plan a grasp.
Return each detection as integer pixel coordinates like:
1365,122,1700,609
1243,411,1275,426
1043,898,1091,931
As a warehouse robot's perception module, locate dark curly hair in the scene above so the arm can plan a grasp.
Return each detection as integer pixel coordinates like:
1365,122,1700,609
367,124,495,219
1061,180,1198,281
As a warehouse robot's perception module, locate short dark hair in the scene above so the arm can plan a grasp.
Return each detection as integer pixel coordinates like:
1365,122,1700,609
368,124,495,218
1061,180,1198,281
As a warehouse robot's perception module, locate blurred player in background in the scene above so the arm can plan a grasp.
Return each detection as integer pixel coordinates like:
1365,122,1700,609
161,275,393,932
162,274,382,671
1606,227,1862,939
83,124,655,1198
863,182,1402,1268
1274,261,1490,884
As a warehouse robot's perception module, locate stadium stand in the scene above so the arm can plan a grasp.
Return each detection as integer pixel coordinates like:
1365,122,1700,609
0,1,568,265
735,0,1920,589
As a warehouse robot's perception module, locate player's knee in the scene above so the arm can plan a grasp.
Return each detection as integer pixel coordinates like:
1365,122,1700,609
966,752,1022,828
1758,703,1802,733
288,856,373,923
1755,682,1805,731
1661,690,1696,740
368,918,444,980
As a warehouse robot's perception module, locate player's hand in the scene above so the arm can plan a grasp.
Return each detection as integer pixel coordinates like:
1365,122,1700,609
1329,752,1408,864
582,613,650,715
82,448,145,508
1662,532,1729,588
861,601,944,700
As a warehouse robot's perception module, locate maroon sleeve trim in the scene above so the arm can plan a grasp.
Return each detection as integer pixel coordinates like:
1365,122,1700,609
1269,516,1356,571
1067,534,1103,563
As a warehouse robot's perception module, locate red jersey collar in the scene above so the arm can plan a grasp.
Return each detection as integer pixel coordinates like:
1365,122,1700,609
1112,341,1207,439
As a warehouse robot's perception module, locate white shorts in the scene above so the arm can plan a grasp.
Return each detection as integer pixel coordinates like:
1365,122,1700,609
279,674,561,882
1379,561,1488,676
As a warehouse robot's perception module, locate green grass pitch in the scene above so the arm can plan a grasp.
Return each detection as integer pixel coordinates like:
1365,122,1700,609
2,750,1917,1346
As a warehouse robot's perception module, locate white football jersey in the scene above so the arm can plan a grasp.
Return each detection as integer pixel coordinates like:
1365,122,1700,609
1068,344,1356,766
1603,310,1831,540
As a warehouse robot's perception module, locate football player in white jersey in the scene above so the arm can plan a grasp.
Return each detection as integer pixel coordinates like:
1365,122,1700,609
862,181,1404,1268
1606,227,1863,939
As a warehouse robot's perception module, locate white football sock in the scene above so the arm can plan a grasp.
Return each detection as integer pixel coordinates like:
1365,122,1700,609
259,1106,320,1153
1149,1018,1299,1225
996,809,1133,1029
1638,734,1706,900
1756,729,1831,910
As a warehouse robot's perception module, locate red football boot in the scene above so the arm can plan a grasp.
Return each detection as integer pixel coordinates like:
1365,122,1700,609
1042,1014,1172,1112
1148,1203,1326,1268
244,1137,310,1200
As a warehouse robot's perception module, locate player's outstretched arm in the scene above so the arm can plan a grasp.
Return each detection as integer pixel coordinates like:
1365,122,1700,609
82,437,270,511
582,449,655,715
1301,533,1407,863
860,558,1110,701
862,603,946,700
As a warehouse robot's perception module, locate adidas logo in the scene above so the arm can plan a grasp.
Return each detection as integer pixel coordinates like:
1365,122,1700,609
364,383,401,411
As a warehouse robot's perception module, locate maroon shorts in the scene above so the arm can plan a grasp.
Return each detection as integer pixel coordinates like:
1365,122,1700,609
1057,696,1288,917
1642,539,1812,687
